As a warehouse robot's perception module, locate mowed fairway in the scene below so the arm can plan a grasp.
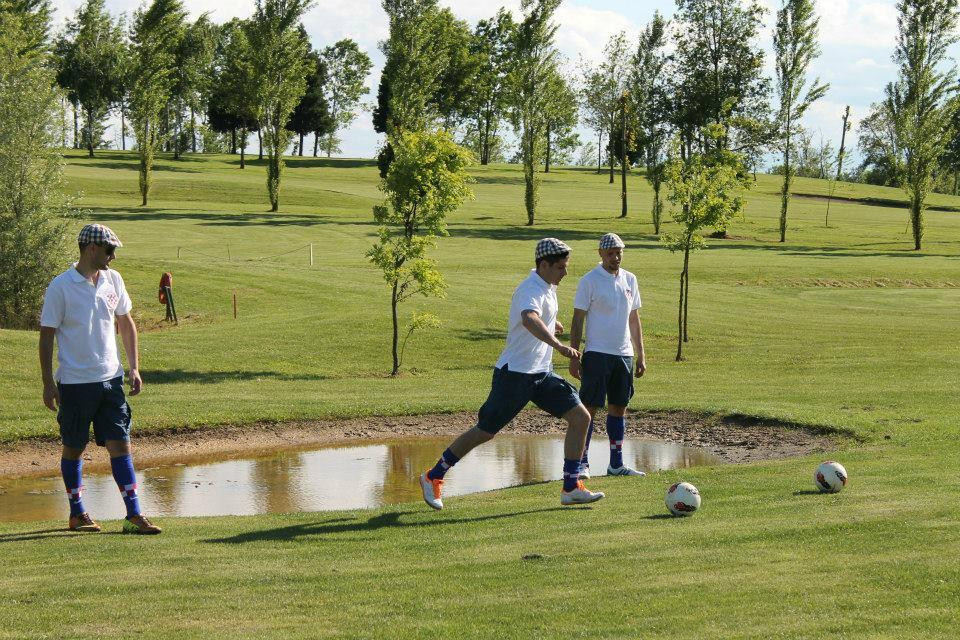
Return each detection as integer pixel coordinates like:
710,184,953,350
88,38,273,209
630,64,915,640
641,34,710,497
1,150,959,638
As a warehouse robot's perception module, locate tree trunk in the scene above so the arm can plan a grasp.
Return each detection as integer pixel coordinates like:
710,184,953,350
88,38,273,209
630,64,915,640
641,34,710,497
258,130,263,160
240,127,247,169
482,111,492,165
524,127,536,226
86,107,94,158
682,262,690,343
73,103,79,149
676,251,687,362
299,132,304,157
190,107,196,153
911,195,923,250
597,130,603,174
651,171,662,234
609,116,615,184
139,119,151,206
391,281,400,376
313,132,319,157
173,108,182,160
780,128,792,243
231,128,236,155
120,103,126,151
545,122,551,173
620,99,628,218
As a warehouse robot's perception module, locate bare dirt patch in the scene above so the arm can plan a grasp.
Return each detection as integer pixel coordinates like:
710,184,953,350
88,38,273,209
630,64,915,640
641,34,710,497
0,410,842,479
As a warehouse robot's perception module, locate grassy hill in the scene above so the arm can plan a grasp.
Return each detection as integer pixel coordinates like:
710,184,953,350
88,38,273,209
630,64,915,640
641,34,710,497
0,150,958,638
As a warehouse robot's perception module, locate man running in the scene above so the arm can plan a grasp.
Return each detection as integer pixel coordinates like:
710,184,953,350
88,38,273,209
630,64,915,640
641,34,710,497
569,233,647,478
419,238,604,509
39,224,161,534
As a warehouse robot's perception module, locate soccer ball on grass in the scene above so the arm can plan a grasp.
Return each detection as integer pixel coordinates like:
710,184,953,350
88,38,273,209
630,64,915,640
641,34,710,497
665,482,701,516
814,461,848,493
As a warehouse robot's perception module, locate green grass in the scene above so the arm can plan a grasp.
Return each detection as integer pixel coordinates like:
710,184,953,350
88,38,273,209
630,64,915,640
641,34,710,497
1,150,959,637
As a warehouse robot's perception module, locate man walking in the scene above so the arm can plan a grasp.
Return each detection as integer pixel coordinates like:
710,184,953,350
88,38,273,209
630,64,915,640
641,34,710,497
569,233,647,478
419,238,604,510
39,224,161,534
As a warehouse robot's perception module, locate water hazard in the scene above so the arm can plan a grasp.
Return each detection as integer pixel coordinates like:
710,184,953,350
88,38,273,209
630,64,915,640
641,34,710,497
0,435,722,522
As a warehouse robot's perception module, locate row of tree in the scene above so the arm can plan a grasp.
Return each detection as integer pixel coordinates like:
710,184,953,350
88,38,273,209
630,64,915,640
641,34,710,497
53,0,373,210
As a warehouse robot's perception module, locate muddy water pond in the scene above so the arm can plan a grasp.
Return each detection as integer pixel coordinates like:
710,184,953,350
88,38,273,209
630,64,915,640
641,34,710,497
0,435,722,523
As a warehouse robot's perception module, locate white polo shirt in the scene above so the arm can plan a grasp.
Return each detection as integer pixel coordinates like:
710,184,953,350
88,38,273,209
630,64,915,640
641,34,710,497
39,265,133,384
494,270,558,374
573,264,641,357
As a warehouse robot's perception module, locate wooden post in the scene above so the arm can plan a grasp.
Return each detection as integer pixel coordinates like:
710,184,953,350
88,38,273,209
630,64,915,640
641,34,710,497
177,247,181,259
309,243,314,266
233,291,237,319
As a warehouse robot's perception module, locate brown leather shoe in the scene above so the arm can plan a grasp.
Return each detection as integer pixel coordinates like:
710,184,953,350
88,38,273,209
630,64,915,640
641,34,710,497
68,512,102,532
122,514,162,535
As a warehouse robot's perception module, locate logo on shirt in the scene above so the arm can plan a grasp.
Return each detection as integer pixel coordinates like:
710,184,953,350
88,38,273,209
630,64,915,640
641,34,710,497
102,291,119,311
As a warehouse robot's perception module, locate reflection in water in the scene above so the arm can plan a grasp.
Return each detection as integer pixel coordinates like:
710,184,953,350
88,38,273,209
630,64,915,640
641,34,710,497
0,435,721,523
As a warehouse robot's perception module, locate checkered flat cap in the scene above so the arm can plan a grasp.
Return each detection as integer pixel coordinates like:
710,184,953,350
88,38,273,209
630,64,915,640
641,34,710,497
599,233,625,249
535,237,571,260
78,224,122,248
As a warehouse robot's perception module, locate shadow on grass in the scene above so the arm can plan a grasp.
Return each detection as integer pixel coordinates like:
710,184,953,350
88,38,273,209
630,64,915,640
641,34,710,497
79,161,205,174
640,514,680,520
793,490,826,496
0,528,82,543
143,369,332,384
87,207,378,229
793,191,960,213
204,507,569,544
455,327,503,342
448,225,659,244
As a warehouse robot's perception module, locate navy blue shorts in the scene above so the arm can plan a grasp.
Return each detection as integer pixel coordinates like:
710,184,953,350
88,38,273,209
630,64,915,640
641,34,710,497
57,376,132,448
578,351,634,408
476,365,582,434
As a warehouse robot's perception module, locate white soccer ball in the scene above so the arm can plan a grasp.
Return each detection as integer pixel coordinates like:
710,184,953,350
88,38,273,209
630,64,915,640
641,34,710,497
814,461,848,493
665,482,701,516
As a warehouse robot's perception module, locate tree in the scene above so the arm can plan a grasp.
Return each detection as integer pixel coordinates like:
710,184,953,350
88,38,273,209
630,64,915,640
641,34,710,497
662,126,749,361
129,0,185,206
857,101,901,186
0,9,73,328
468,10,514,165
542,65,578,173
507,0,561,226
172,14,216,156
53,0,126,158
670,0,770,155
579,63,609,174
885,0,960,250
774,0,828,242
245,0,313,212
287,48,334,156
367,130,473,375
824,105,851,226
630,11,669,234
209,19,258,167
318,38,372,157
598,31,630,184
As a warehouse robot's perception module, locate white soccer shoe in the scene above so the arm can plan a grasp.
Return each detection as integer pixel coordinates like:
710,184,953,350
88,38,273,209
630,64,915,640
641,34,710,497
578,464,590,479
561,481,605,505
607,465,646,477
419,471,444,510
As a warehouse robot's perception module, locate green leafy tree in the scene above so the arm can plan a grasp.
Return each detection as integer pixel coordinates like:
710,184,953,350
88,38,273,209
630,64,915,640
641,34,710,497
579,63,608,173
367,130,473,375
598,31,630,184
468,9,515,164
53,0,126,158
885,0,959,250
318,39,371,157
662,126,749,361
542,65,578,173
129,0,186,206
630,11,669,233
172,14,216,156
245,0,313,212
670,0,770,155
209,19,258,167
1,0,51,56
288,48,334,156
774,0,828,242
0,9,73,328
507,0,561,226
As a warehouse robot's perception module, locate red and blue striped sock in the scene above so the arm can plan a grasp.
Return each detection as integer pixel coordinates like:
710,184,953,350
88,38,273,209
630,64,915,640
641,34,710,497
607,415,626,469
580,419,594,469
110,454,141,518
562,458,581,492
427,448,460,480
61,458,85,517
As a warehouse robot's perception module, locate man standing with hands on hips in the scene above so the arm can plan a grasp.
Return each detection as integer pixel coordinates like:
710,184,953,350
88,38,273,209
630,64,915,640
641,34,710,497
39,224,161,534
569,233,647,478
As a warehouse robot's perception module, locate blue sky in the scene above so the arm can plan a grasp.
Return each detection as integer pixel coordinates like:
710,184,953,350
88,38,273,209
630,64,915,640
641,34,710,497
50,0,931,166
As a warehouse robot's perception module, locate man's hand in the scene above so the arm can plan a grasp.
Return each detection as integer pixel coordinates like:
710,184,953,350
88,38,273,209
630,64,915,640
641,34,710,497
129,369,143,396
635,357,647,378
569,357,582,380
43,382,59,412
554,320,564,337
557,344,581,361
